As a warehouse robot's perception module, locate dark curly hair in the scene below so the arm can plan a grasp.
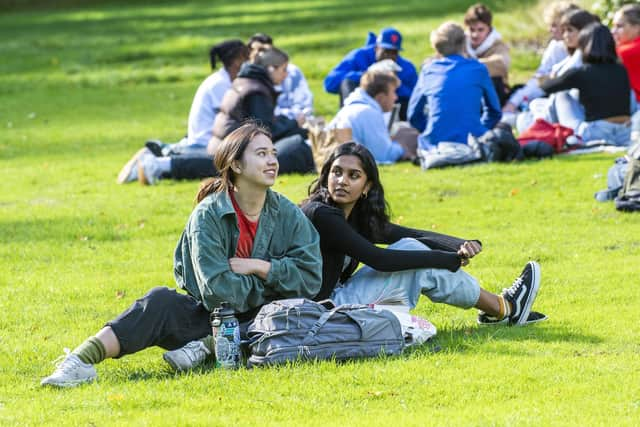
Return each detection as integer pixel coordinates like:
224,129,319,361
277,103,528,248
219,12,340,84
303,142,390,241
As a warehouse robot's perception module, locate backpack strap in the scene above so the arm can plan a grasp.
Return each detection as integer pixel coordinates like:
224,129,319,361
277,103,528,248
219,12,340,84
303,307,340,345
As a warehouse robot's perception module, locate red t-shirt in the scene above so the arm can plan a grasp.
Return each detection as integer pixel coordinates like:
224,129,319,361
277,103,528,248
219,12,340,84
617,36,640,101
230,191,259,258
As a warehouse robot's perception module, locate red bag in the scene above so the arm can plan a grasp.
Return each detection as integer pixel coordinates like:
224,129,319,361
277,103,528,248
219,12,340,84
517,118,574,153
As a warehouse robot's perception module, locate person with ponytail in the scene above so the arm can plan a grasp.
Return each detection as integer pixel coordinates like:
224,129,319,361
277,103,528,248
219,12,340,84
43,122,322,387
300,142,545,326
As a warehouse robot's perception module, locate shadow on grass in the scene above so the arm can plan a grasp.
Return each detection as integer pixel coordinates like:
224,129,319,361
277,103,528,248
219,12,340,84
0,216,136,244
1,0,539,74
123,360,217,382
415,321,604,356
104,322,600,381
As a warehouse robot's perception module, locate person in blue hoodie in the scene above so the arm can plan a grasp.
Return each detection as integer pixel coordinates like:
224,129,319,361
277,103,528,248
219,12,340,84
329,70,410,164
324,28,417,120
408,21,501,168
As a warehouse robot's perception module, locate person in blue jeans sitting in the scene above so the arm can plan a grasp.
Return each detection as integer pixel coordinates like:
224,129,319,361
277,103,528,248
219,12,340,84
300,142,544,327
324,27,417,120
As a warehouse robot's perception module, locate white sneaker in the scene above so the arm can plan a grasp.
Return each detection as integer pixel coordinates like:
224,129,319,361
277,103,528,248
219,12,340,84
137,153,163,185
117,148,149,184
163,340,210,372
41,349,97,388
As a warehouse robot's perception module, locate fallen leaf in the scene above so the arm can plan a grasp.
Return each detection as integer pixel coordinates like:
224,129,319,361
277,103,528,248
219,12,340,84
107,394,125,402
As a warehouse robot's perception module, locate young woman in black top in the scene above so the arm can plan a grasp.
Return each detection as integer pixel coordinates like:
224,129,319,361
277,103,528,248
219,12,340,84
541,23,632,146
301,142,544,325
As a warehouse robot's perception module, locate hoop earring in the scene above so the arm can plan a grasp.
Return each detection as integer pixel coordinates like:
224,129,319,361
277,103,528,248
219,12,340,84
361,191,368,199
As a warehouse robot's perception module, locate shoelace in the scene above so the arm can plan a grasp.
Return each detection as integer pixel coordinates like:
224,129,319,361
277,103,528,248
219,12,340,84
51,348,82,373
502,275,524,298
183,341,208,362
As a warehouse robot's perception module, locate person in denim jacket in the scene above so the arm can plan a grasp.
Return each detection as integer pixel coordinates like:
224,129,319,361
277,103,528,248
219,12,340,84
41,123,322,387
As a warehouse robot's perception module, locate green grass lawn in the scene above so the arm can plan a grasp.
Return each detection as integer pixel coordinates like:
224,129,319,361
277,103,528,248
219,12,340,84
1,0,639,425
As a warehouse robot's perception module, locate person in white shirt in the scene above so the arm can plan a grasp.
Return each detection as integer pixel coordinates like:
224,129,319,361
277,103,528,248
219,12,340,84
503,2,580,116
185,40,249,148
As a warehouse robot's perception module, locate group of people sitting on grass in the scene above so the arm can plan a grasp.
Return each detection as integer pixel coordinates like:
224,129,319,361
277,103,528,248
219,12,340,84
116,2,640,185
43,122,543,388
40,2,640,387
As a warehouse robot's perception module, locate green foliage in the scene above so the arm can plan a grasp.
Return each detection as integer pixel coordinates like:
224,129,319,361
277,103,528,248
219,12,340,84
1,0,640,425
592,0,640,25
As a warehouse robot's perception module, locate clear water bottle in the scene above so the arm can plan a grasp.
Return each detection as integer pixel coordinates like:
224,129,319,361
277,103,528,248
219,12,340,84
210,302,241,369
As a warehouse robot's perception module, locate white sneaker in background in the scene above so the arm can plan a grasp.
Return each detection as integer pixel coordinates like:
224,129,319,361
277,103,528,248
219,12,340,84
117,147,149,184
137,153,164,185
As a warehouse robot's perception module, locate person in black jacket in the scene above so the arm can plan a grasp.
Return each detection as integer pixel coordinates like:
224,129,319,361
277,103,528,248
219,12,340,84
301,142,545,326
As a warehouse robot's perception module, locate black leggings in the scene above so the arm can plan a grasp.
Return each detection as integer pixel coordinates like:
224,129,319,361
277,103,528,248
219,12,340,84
106,287,212,357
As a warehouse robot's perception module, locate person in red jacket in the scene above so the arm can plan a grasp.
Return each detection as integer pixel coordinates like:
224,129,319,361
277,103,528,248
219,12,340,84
613,4,640,102
612,4,640,142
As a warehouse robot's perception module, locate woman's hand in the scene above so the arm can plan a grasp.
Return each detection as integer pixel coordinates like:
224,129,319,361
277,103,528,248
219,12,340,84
502,102,517,113
229,258,271,280
457,241,482,266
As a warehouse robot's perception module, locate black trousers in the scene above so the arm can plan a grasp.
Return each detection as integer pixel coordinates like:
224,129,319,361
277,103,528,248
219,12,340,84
168,134,315,181
491,77,510,107
106,287,213,357
169,151,218,180
107,287,253,358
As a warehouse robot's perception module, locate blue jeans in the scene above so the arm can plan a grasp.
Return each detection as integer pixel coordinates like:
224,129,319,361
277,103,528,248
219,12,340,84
554,91,631,146
331,238,480,310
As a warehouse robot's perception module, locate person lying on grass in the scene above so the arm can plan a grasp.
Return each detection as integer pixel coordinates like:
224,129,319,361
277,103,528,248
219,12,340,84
164,142,547,373
41,122,322,388
299,142,545,325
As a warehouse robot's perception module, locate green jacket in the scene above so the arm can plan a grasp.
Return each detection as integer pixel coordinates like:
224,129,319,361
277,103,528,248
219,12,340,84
174,189,322,317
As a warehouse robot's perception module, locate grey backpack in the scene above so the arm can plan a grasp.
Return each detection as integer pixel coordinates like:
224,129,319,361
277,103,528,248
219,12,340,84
246,298,405,367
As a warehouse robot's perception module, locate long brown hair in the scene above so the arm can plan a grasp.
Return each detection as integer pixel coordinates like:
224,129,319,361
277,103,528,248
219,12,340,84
195,121,272,203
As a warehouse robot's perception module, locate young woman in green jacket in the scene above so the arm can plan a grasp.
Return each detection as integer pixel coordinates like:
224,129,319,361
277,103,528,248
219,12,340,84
41,122,322,388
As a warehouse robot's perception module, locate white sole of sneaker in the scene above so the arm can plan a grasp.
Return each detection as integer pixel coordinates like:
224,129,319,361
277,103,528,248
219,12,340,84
116,147,148,184
515,261,541,326
478,312,548,326
41,376,96,388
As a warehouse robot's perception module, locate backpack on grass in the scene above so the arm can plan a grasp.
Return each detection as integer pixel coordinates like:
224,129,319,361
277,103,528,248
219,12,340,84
615,143,640,212
246,298,405,367
307,124,353,172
